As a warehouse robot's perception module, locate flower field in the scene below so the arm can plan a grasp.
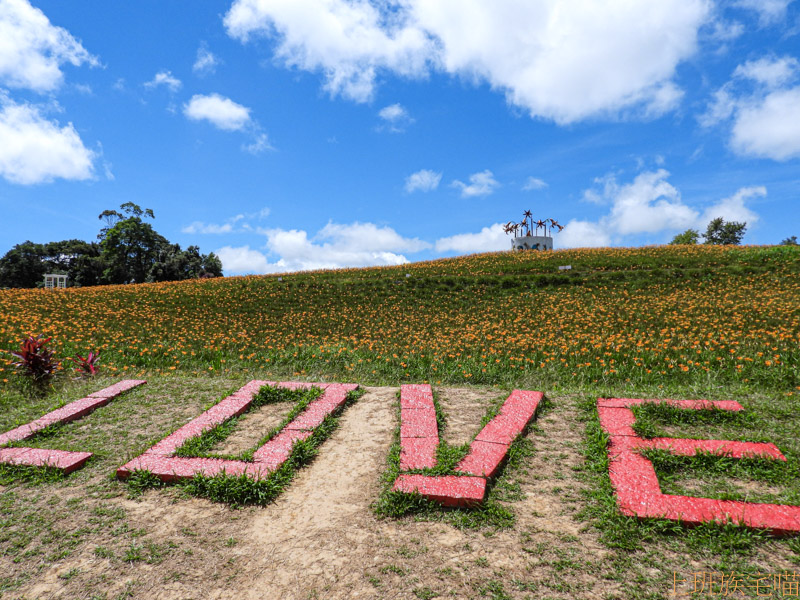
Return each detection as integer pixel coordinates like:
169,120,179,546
1,245,798,392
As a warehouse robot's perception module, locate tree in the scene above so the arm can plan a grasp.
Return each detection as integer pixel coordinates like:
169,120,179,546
670,229,700,245
780,236,798,246
0,241,47,288
703,217,747,245
98,203,165,284
202,252,223,277
43,239,104,287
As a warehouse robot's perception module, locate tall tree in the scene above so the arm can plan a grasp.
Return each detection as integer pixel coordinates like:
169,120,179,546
703,217,747,245
98,203,164,284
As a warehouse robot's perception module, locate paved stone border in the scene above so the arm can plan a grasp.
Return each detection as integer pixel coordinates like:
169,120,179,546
598,397,800,535
0,380,146,473
116,381,358,482
392,385,543,507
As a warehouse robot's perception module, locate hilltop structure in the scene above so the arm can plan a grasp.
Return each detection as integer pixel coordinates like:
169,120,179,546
504,211,564,251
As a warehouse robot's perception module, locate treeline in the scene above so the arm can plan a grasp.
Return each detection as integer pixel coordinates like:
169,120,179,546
0,203,222,288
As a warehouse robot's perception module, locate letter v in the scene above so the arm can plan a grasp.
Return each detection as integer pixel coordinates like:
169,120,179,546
391,384,542,507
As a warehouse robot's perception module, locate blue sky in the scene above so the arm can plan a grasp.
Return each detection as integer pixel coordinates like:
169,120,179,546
1,0,799,274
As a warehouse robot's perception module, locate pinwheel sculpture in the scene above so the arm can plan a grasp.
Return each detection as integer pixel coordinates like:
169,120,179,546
504,212,565,238
504,211,564,250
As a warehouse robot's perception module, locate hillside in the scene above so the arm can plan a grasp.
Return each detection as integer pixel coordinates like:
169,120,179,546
1,245,798,391
2,245,800,600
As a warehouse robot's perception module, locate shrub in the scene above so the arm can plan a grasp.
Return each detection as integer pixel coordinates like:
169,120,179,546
8,334,60,380
71,350,100,377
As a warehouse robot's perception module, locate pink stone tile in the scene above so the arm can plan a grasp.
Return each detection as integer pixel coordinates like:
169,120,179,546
664,399,743,411
399,438,438,470
474,414,522,446
650,437,786,460
608,450,661,496
456,440,509,478
392,474,486,507
499,390,543,428
607,434,652,456
88,379,146,398
597,406,638,437
45,397,111,424
654,494,734,526
252,429,313,462
285,403,334,430
118,455,251,482
707,400,744,412
2,447,93,474
0,447,33,462
34,450,93,473
275,381,316,391
400,384,434,410
0,424,37,445
399,408,438,439
741,502,800,535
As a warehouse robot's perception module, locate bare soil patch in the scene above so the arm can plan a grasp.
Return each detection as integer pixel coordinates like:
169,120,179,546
213,401,293,456
436,387,498,446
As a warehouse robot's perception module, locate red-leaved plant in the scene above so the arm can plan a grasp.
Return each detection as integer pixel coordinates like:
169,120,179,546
71,351,101,377
9,335,60,380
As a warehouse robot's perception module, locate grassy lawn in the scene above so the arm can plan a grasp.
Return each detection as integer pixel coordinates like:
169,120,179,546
0,245,798,598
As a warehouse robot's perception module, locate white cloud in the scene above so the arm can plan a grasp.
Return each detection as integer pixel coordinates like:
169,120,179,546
0,95,95,184
378,102,414,132
219,221,429,274
216,245,272,274
708,20,745,42
379,103,407,121
602,170,698,235
522,177,547,191
144,70,182,92
435,223,508,253
451,169,499,198
224,0,432,103
734,56,799,88
557,220,612,248
560,170,763,246
701,55,800,160
183,208,271,234
0,0,98,92
184,93,252,131
193,43,221,75
243,132,273,154
405,169,441,193
698,86,737,127
183,221,234,234
730,87,800,160
700,186,763,225
224,0,709,123
734,0,793,24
